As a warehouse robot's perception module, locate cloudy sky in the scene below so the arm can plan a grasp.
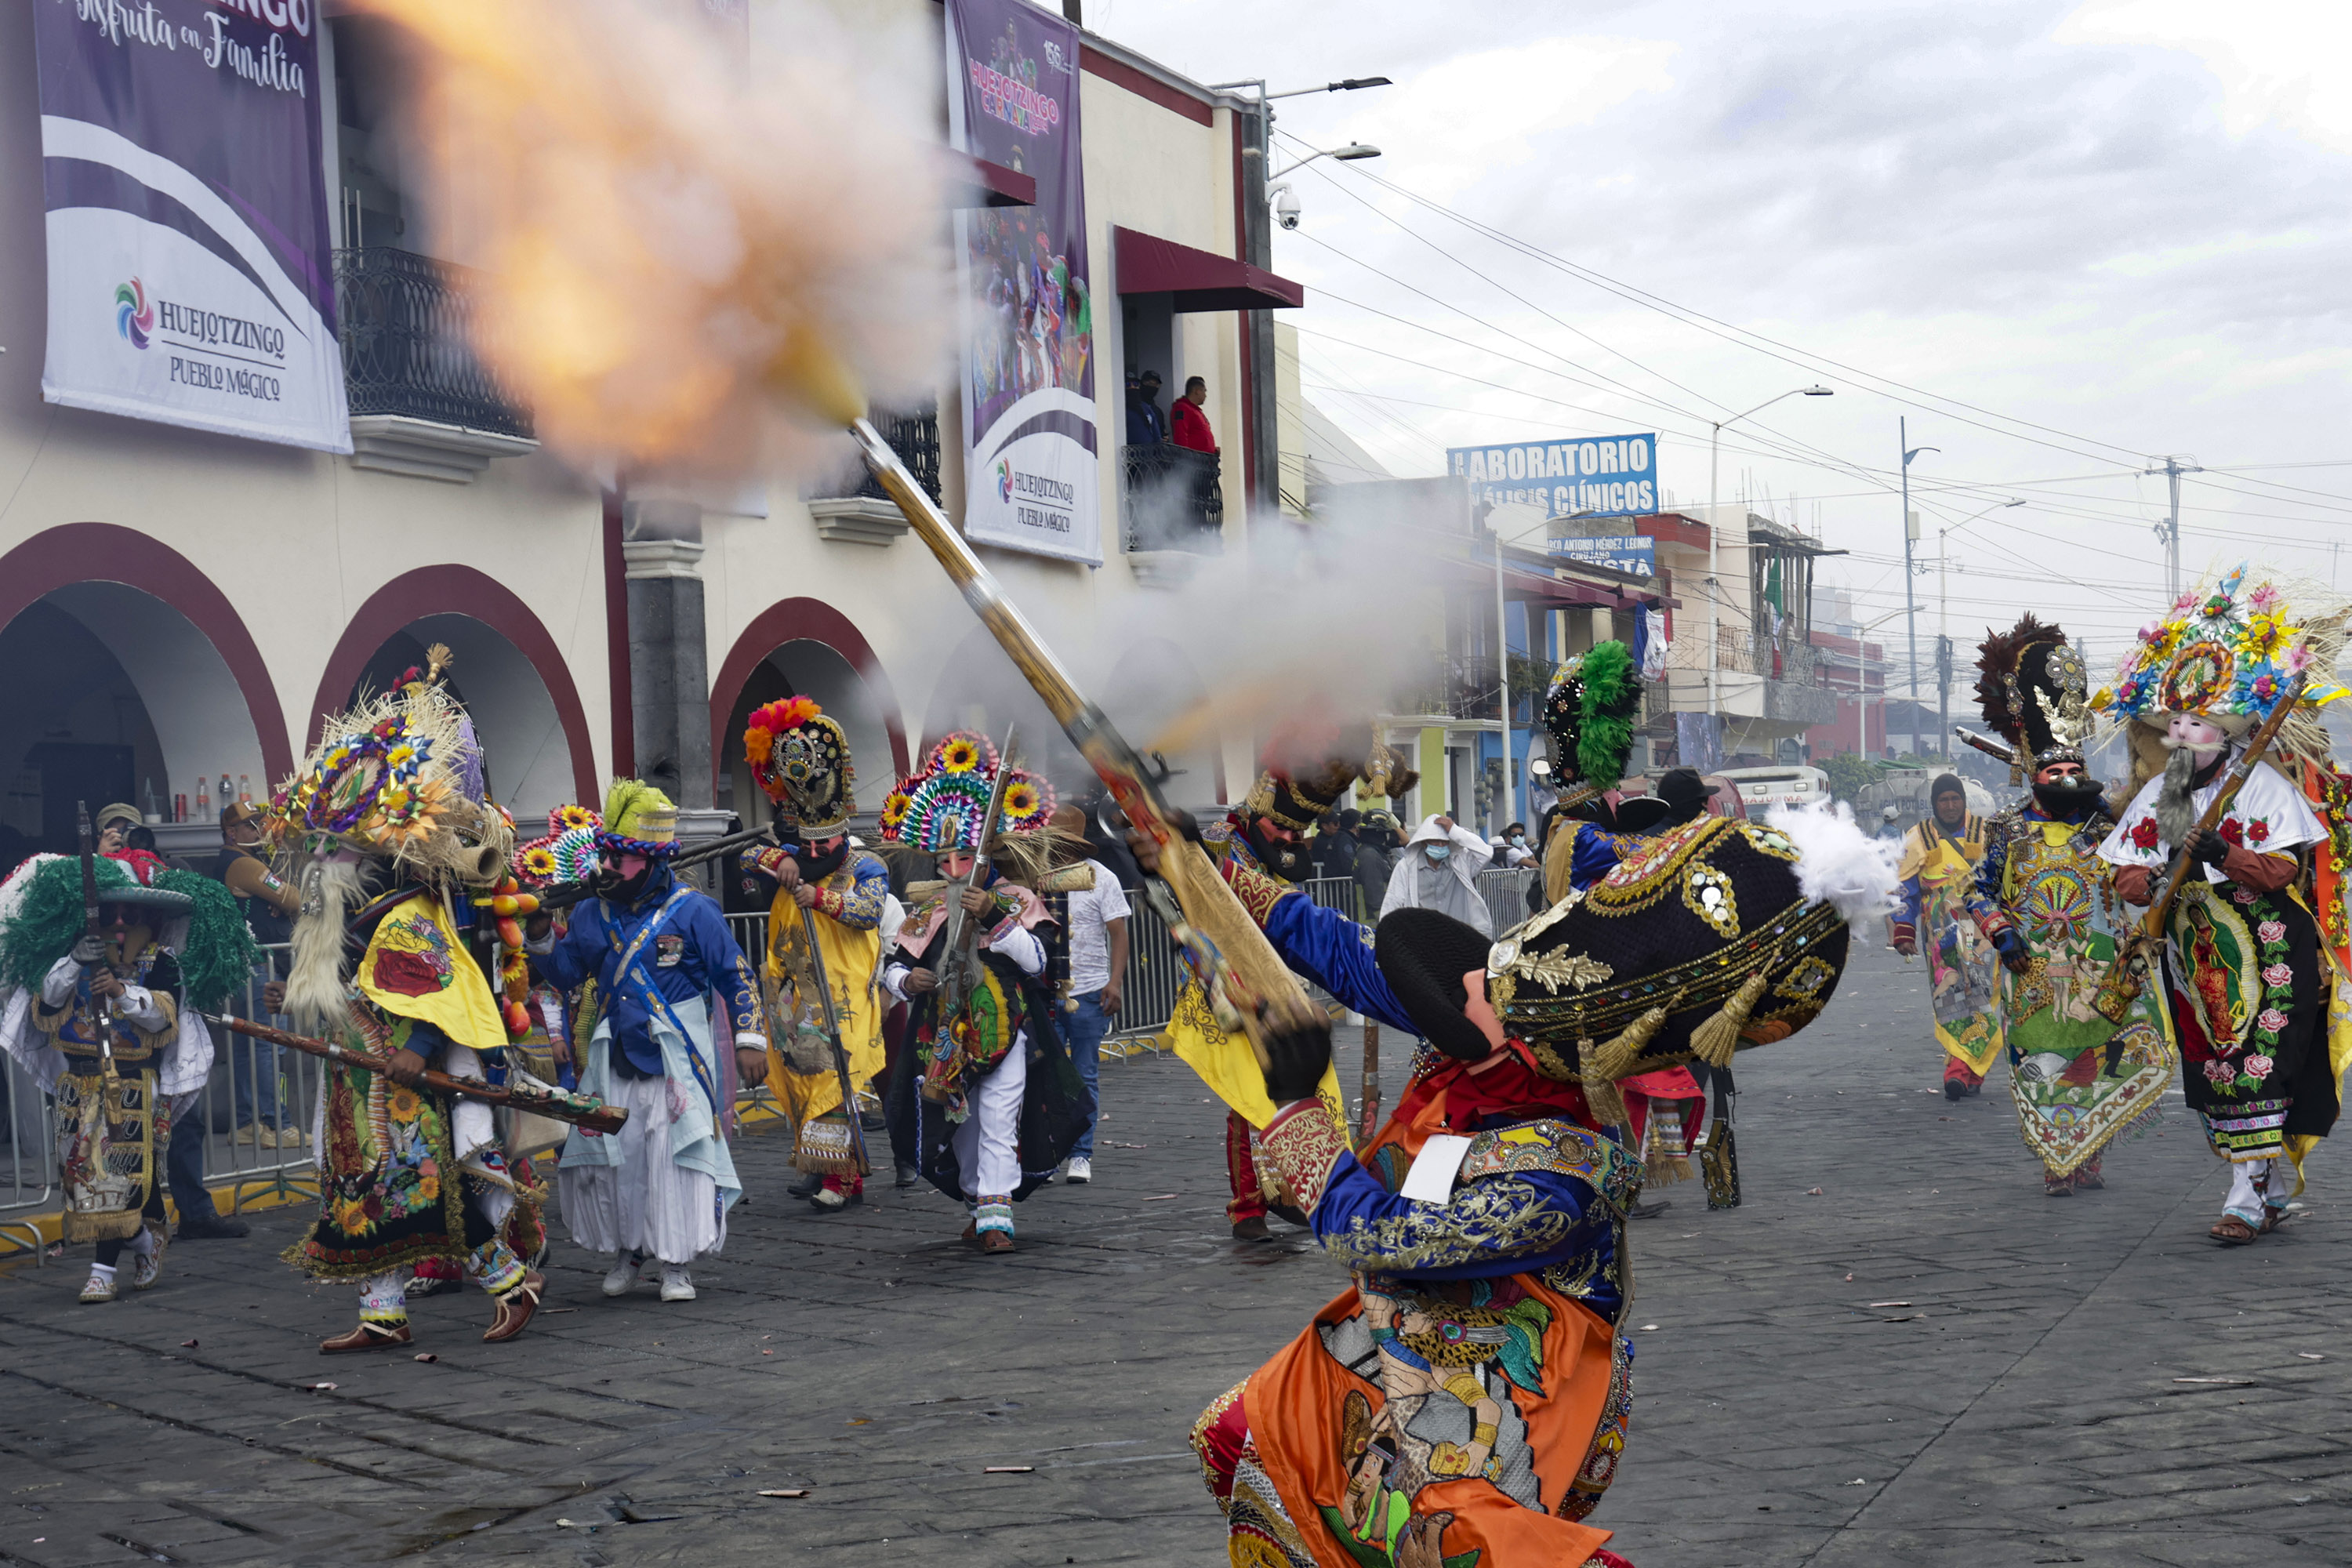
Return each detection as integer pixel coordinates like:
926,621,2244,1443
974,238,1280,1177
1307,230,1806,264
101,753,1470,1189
1082,0,2352,682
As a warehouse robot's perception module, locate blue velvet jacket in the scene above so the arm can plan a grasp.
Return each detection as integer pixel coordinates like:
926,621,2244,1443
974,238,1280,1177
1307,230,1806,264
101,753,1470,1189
532,866,764,1076
1259,889,1628,1316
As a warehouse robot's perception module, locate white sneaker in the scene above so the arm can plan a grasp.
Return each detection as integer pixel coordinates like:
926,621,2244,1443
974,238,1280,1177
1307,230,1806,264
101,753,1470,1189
601,1255,644,1297
659,1265,695,1302
1065,1156,1092,1185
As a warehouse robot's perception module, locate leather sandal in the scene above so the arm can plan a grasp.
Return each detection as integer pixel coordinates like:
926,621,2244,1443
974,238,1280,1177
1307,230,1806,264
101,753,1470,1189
978,1230,1015,1255
482,1269,546,1344
2208,1214,2259,1245
2044,1175,2075,1196
321,1320,412,1354
2259,1205,2294,1234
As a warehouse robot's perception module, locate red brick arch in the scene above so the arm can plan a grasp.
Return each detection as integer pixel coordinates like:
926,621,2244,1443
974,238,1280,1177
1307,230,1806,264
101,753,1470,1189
0,522,293,778
710,598,910,795
312,566,600,804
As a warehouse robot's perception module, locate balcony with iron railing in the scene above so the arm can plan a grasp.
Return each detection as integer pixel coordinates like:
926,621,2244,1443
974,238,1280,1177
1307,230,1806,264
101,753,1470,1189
1121,441,1224,555
334,246,537,481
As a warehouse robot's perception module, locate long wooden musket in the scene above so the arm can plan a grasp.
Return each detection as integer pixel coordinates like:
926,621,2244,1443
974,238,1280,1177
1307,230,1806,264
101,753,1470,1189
75,800,121,1080
204,1012,629,1134
933,724,1020,1026
517,823,779,913
846,421,1310,1053
1951,727,2016,768
797,896,872,1176
2091,671,2308,1023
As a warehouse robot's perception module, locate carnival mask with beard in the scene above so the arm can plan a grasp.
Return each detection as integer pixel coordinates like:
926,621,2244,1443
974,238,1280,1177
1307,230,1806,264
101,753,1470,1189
1238,815,1312,882
2030,764,2104,818
597,851,658,906
285,854,376,1034
793,835,850,882
2154,716,2232,848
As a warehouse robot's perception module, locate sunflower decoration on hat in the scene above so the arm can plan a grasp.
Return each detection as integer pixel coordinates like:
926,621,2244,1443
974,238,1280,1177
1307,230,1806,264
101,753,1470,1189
267,679,511,887
2097,564,2350,732
743,695,855,836
878,731,1054,857
514,804,603,888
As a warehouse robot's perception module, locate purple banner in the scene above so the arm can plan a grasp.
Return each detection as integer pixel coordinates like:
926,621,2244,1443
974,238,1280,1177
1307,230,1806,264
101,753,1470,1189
946,0,1098,563
34,0,349,452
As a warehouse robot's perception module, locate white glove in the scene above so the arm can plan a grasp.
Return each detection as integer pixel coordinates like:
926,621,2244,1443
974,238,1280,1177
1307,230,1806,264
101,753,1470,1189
71,935,103,964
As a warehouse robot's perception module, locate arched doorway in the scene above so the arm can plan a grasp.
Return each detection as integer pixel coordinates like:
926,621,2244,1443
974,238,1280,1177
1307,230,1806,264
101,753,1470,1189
717,641,898,829
314,568,598,826
0,525,286,870
710,599,908,826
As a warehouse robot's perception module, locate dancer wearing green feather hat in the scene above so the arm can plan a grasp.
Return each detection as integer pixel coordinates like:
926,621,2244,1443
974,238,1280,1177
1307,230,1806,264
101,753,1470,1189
0,851,256,1303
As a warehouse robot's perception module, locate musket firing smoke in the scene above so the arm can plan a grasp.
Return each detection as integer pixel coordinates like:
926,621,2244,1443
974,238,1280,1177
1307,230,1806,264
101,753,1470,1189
348,0,944,474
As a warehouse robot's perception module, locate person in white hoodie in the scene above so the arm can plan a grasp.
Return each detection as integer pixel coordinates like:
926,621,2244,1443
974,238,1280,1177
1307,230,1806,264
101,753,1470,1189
1381,815,1496,938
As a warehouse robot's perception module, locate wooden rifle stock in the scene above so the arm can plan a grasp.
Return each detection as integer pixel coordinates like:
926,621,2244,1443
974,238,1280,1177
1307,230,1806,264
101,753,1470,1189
847,420,1311,1065
75,800,121,1081
2091,672,2309,1023
205,1012,629,1134
797,898,872,1175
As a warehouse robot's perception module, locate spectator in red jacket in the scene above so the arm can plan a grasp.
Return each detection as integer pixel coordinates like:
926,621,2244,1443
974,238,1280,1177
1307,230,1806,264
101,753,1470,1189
1171,375,1217,453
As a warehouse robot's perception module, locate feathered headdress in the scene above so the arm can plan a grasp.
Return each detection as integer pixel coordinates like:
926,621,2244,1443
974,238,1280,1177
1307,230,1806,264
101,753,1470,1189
514,804,602,887
743,695,855,836
0,854,257,1008
267,680,511,887
877,731,1052,856
1975,614,2089,782
1541,640,1643,804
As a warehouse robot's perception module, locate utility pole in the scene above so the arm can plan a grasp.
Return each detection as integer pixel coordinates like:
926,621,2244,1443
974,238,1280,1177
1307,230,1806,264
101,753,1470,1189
1900,419,1938,760
2143,455,2200,602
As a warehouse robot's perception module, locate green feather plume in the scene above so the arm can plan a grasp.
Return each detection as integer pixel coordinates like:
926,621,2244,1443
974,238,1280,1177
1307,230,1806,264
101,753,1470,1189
154,869,263,1009
0,857,261,1007
1574,639,1642,788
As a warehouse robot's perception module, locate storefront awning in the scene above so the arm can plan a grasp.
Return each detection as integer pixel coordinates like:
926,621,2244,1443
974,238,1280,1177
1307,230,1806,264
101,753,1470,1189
1113,225,1305,312
942,151,1036,209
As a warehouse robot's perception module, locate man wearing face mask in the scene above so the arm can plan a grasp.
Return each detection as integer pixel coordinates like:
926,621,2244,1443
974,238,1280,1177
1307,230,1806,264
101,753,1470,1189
527,780,768,1302
2094,566,2347,1243
1381,814,1496,938
1965,617,2175,1200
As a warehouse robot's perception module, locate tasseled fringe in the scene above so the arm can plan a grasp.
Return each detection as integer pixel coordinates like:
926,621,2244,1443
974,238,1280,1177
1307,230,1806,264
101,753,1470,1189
1581,1067,1629,1128
1644,1103,1693,1185
1688,969,1772,1069
1581,1004,1671,1084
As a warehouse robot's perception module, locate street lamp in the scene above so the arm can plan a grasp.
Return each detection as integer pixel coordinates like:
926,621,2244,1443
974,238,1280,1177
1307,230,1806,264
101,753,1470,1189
1707,387,1834,755
1898,421,1942,760
1268,143,1381,230
1490,503,1595,833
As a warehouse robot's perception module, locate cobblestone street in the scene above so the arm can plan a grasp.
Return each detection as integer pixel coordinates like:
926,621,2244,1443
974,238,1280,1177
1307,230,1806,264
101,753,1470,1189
0,942,2346,1567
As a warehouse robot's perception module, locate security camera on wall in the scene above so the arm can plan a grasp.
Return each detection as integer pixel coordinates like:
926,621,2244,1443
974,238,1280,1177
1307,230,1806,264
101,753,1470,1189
1271,183,1301,230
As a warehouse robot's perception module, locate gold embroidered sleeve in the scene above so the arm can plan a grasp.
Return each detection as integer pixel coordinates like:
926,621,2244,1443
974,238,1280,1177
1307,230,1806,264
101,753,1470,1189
1257,1098,1352,1213
1320,1177,1573,1274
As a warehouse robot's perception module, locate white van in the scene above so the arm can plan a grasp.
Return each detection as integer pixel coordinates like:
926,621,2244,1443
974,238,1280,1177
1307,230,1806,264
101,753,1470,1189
1713,765,1831,812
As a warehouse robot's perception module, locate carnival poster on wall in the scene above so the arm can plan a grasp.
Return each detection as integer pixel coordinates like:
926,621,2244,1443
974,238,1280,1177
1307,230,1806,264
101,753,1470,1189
34,0,351,453
945,0,1099,564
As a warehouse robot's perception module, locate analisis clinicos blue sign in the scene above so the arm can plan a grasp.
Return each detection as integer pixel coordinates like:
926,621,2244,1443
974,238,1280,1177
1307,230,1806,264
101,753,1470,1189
1447,433,1658,521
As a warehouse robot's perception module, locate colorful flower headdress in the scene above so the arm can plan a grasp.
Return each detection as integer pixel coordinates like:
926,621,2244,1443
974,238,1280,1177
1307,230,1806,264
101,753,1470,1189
267,682,511,887
2096,564,2349,731
877,731,1052,855
515,804,602,887
743,695,856,836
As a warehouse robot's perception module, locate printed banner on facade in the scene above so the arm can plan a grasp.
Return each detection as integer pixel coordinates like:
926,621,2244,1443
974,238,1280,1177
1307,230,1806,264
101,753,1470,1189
1449,433,1657,521
34,0,350,453
946,0,1099,563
